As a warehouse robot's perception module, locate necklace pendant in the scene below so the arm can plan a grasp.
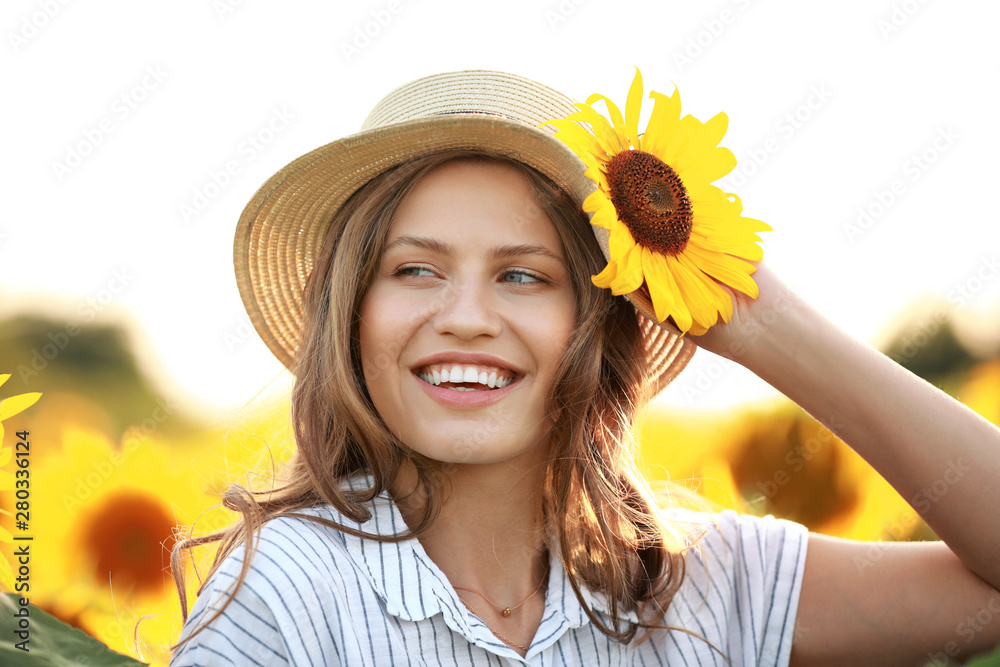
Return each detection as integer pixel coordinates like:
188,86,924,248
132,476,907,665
502,607,511,617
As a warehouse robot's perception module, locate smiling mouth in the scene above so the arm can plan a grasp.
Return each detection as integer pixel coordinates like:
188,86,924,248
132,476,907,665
416,363,515,391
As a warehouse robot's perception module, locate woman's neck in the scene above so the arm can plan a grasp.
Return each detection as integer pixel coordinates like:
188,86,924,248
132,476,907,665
393,458,548,592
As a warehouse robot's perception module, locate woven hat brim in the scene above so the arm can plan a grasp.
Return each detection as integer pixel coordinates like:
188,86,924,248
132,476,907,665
234,113,694,391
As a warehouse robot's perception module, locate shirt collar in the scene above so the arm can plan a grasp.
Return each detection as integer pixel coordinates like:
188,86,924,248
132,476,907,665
326,476,637,644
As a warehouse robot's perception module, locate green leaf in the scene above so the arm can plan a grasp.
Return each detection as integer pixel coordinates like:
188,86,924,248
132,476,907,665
0,594,148,666
965,643,1000,666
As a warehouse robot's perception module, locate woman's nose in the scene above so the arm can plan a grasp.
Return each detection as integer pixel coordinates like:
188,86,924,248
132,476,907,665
431,278,504,340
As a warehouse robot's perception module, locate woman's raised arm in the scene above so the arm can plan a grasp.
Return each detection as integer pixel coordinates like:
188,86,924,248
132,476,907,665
693,263,1000,664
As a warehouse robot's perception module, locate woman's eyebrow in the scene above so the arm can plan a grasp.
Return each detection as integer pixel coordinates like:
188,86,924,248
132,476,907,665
382,236,562,262
488,244,563,262
382,235,451,255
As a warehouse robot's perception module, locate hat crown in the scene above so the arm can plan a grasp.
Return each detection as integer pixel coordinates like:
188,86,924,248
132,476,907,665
360,70,578,135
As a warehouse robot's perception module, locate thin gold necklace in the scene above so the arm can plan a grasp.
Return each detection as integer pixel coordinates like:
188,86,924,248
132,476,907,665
453,564,548,652
453,565,548,617
458,598,531,652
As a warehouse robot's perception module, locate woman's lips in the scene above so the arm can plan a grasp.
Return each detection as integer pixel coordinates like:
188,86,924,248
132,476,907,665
416,363,515,389
412,370,521,408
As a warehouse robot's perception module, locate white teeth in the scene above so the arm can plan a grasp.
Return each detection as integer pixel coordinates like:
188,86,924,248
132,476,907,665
417,364,515,390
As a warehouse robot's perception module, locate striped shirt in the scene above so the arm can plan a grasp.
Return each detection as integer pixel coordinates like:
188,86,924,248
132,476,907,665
172,488,807,666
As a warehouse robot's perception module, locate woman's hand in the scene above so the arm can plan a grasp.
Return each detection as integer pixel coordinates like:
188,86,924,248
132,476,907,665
685,261,800,363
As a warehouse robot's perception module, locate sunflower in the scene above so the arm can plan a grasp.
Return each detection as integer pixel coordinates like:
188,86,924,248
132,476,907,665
12,425,229,665
0,373,41,590
544,69,771,334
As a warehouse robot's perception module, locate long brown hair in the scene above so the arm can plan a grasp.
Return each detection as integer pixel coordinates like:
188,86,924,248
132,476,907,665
171,149,688,650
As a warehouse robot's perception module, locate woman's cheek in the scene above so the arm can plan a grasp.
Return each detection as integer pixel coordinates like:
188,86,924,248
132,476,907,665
359,289,427,384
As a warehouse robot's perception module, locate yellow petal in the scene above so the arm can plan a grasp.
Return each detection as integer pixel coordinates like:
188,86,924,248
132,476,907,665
643,88,682,157
642,248,693,332
737,216,773,233
0,374,9,390
585,165,610,192
610,243,644,294
586,93,628,149
640,247,674,321
592,260,620,289
676,147,737,185
666,254,718,329
673,111,730,172
547,119,606,159
689,185,735,209
583,190,607,213
687,321,710,336
567,105,622,156
693,217,772,241
590,199,619,230
700,269,734,323
683,244,760,298
0,392,41,422
689,232,764,261
609,221,636,258
624,67,644,150
577,151,611,191
652,114,702,166
690,194,745,222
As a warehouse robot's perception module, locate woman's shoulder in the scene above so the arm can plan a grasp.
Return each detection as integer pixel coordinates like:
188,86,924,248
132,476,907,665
172,504,362,665
663,506,809,590
652,507,809,665
665,507,808,552
218,504,356,581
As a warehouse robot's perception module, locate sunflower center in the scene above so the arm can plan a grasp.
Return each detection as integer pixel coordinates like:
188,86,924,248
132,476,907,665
605,150,693,256
81,490,177,595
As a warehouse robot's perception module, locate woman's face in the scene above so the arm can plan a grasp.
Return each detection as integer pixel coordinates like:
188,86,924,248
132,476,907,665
358,160,576,467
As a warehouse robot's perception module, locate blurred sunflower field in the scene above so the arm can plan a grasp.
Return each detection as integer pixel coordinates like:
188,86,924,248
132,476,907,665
0,305,998,665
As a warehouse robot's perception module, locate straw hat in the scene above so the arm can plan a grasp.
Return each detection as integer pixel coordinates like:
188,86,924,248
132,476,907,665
234,70,695,392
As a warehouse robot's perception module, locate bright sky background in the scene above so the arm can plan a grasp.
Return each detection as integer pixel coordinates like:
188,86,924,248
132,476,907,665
3,0,999,418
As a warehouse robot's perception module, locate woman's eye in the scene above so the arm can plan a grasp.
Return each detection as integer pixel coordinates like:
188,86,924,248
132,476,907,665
502,270,542,284
396,266,435,278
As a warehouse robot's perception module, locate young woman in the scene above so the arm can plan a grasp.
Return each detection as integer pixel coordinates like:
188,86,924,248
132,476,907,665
171,70,1000,666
